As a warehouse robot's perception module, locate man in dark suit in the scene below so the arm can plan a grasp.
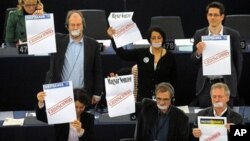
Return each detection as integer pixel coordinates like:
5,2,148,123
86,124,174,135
46,10,103,104
192,83,243,140
190,1,243,108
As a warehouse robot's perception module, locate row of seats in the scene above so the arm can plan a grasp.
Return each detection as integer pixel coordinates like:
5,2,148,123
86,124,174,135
2,8,250,44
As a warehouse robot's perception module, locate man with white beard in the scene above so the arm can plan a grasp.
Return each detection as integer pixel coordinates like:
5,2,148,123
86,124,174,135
46,10,103,105
135,82,189,141
192,82,243,139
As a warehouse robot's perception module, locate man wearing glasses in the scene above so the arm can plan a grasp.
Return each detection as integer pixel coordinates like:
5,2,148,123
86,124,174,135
190,1,243,108
135,82,189,141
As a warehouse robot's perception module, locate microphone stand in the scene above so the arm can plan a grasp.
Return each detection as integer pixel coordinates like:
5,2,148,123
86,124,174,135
93,92,104,119
123,0,127,12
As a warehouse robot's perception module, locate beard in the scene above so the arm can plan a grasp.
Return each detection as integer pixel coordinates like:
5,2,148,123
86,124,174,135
70,29,82,38
157,104,169,110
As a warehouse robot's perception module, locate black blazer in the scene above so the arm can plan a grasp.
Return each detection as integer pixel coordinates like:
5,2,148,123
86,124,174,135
36,106,95,141
191,26,243,97
111,40,176,101
135,99,189,141
46,33,103,97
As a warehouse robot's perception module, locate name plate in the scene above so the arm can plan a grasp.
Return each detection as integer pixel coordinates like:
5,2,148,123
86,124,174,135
18,44,28,54
165,40,175,50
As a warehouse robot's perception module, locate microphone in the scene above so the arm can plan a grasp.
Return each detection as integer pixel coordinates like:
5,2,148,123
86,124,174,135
93,92,104,119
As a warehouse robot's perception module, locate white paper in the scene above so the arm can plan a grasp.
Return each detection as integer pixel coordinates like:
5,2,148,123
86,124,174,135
105,75,135,117
25,13,57,55
177,105,190,113
202,35,231,75
0,111,14,120
198,116,228,141
2,118,25,126
108,12,143,47
43,81,76,124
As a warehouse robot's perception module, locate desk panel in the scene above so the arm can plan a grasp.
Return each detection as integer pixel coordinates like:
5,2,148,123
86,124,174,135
0,48,250,111
0,108,249,141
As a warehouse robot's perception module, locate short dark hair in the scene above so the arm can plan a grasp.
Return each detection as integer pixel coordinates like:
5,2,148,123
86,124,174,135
155,82,175,98
73,89,90,106
206,1,225,15
147,26,166,46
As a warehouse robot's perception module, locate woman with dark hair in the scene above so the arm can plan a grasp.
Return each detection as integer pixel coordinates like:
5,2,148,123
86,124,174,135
36,89,95,141
107,26,176,101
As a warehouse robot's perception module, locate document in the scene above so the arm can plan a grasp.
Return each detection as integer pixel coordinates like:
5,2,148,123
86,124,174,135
25,13,57,55
2,118,25,126
202,35,231,75
198,116,228,141
43,81,76,124
105,75,135,117
108,12,143,47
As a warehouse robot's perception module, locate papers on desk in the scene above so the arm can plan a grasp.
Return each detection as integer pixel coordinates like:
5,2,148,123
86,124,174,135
175,38,193,52
105,75,135,117
25,13,57,55
108,12,143,47
198,116,227,141
202,35,231,75
0,111,13,120
2,118,25,126
43,81,76,124
177,105,190,113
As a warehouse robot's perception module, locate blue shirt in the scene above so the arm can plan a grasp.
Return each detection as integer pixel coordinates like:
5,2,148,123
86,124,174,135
62,37,84,88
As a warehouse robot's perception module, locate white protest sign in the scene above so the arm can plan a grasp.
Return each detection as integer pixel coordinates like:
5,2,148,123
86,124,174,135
105,75,135,117
108,12,143,47
202,35,231,75
25,13,57,55
43,81,76,124
198,116,228,141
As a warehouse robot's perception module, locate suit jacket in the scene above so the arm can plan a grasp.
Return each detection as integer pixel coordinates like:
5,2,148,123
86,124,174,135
191,26,243,97
36,105,95,141
195,106,243,125
111,40,176,101
135,99,189,141
46,33,103,97
5,10,26,47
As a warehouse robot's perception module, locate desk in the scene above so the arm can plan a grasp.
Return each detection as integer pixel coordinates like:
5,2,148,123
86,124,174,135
1,107,250,141
1,46,250,111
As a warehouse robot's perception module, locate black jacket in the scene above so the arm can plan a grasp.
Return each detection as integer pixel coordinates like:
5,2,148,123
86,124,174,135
136,99,189,141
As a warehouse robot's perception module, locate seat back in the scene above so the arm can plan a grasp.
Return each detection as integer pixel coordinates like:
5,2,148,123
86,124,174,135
224,15,250,39
79,9,109,40
150,16,185,39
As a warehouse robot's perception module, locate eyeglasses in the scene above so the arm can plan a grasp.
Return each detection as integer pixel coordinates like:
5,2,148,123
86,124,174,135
23,3,37,8
156,97,171,102
69,23,82,28
207,13,221,18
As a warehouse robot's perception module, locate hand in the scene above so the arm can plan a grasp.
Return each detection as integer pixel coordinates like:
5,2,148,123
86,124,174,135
37,91,46,105
107,27,116,38
71,120,83,133
91,96,100,105
196,41,206,56
33,3,44,15
225,123,235,132
108,72,118,78
192,128,202,138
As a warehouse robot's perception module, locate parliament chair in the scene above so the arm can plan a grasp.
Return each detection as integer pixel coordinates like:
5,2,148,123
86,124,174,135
79,9,109,40
150,16,185,39
2,8,17,47
224,15,250,39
